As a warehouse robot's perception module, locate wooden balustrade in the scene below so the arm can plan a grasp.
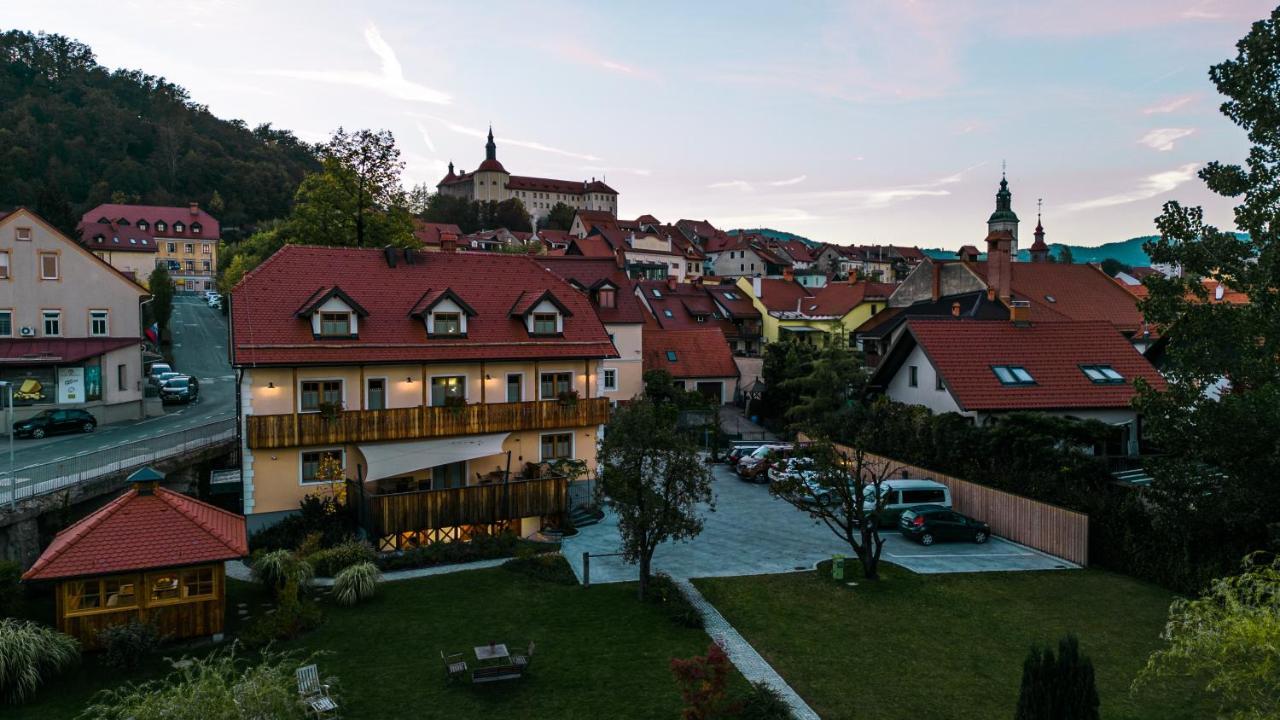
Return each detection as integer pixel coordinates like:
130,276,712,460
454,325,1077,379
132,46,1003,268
349,476,568,537
245,397,610,450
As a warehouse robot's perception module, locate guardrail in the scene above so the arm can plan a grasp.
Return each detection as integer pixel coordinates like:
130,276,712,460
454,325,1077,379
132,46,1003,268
0,418,237,506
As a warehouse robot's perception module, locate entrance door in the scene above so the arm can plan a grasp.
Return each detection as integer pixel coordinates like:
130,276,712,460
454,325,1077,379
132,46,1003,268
366,378,386,410
432,461,467,489
430,376,465,406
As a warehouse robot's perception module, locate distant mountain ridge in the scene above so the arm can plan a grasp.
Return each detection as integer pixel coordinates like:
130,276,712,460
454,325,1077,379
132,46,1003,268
923,236,1156,266
728,227,818,247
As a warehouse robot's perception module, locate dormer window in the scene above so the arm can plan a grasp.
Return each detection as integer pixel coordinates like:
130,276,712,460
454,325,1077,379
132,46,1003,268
598,287,616,308
155,221,167,233
433,312,462,335
174,222,185,233
297,285,368,338
137,220,149,231
533,313,558,335
191,222,202,234
319,312,351,337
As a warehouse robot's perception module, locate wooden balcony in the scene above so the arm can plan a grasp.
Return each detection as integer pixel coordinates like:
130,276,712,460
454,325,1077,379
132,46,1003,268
246,397,611,450
346,476,568,539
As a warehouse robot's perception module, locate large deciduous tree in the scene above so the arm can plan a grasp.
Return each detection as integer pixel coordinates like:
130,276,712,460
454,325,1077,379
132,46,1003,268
146,265,174,342
1135,7,1280,580
542,201,577,231
598,397,713,599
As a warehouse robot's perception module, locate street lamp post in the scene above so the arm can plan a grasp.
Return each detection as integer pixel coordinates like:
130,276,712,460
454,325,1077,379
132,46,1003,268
0,382,13,510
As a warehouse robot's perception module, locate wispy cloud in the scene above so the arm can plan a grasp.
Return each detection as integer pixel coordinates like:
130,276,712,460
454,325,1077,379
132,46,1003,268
709,180,754,191
1065,163,1200,211
257,23,451,104
1139,128,1195,151
710,175,808,191
545,44,656,79
715,208,824,227
1143,95,1194,114
768,175,808,187
416,115,601,161
581,165,651,177
415,121,436,152
797,164,981,209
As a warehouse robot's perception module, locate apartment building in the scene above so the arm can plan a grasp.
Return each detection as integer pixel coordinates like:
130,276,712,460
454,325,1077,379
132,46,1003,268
230,245,616,546
81,203,220,292
0,209,147,424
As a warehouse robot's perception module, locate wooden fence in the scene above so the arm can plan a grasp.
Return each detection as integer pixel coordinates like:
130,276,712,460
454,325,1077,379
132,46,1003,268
831,442,1090,566
349,476,568,538
246,397,610,450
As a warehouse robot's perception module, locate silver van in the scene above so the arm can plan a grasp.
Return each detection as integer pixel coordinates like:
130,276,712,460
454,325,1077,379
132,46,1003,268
864,478,951,528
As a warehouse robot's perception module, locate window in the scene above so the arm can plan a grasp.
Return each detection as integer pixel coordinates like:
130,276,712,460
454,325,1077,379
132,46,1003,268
666,350,678,362
603,368,617,391
185,243,194,254
182,567,214,598
103,577,137,609
992,365,1035,386
156,222,167,233
42,310,61,336
0,311,10,336
506,373,523,403
319,312,351,337
202,243,211,254
1081,365,1125,384
541,432,573,461
663,309,674,318
301,449,343,484
430,376,465,406
0,251,8,279
432,460,467,489
532,313,557,335
724,291,738,300
651,288,663,298
39,253,59,280
366,378,386,410
908,365,918,387
432,312,462,335
174,222,185,234
202,260,211,272
149,573,180,601
598,287,616,308
540,372,571,399
935,373,945,391
15,226,32,241
300,380,343,412
184,260,194,272
167,241,176,253
90,310,109,337
117,363,127,391
137,220,149,231
192,223,202,234
901,488,946,504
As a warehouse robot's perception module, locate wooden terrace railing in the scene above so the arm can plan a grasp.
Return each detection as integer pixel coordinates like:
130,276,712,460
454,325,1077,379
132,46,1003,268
346,476,569,538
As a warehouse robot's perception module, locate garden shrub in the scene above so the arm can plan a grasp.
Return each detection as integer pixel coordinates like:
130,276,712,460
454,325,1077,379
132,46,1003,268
251,549,314,593
0,560,21,615
502,552,578,585
80,645,328,720
240,577,322,649
332,561,381,606
98,620,163,671
377,534,556,572
645,572,703,629
248,494,356,552
737,682,793,719
670,642,734,720
0,618,80,705
307,540,376,578
1014,634,1100,720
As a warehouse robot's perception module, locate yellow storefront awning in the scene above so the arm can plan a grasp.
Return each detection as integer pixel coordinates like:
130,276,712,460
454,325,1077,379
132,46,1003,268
359,432,510,483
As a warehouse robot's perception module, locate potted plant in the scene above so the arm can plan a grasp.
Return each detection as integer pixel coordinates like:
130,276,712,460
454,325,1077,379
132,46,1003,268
317,400,343,422
557,389,579,407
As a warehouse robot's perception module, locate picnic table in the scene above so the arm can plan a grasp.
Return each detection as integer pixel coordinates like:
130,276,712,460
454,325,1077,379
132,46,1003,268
474,643,509,663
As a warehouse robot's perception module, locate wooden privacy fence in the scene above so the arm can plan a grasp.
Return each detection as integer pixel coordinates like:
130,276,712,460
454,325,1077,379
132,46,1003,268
830,442,1090,566
348,476,568,538
247,397,610,450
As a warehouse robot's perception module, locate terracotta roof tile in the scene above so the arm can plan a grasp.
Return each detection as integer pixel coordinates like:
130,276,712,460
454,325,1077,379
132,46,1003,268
643,327,740,379
971,261,1144,333
82,203,220,239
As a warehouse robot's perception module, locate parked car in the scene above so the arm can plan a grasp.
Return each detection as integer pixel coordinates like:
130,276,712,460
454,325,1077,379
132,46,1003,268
206,293,222,308
13,409,97,439
153,371,182,387
725,442,767,465
865,479,952,528
737,444,793,482
147,362,173,382
159,375,200,404
899,506,990,545
768,456,817,485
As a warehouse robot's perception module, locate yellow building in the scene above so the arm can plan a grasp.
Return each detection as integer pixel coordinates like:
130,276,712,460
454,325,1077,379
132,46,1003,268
736,274,893,346
231,245,616,549
80,203,219,292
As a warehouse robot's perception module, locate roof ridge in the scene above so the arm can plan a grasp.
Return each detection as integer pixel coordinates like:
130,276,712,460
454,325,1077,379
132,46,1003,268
22,490,138,579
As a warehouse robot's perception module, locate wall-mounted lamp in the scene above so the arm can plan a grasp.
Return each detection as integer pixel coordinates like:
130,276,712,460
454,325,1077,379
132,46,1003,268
485,374,492,380
266,381,275,389
405,377,414,384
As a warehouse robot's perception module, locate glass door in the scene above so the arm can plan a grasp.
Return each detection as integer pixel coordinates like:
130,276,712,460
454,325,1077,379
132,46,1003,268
430,376,465,406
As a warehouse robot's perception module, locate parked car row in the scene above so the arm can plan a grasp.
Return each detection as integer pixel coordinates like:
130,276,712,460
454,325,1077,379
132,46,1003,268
148,361,200,405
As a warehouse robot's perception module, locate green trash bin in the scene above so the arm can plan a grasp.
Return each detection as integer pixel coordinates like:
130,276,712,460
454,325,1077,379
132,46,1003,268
831,554,845,580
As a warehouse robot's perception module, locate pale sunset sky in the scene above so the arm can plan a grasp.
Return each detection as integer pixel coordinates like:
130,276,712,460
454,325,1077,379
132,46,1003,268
6,0,1273,248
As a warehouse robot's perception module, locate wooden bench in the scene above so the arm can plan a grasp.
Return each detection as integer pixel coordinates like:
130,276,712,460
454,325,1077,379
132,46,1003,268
471,663,526,684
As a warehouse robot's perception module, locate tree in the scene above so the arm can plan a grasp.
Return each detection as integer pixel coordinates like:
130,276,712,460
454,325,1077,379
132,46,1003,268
1057,245,1075,264
147,265,174,341
1134,6,1280,583
769,438,901,580
323,127,407,246
1100,258,1132,277
780,335,868,438
1133,552,1280,719
1016,635,1100,720
477,198,532,233
598,397,713,599
543,201,577,231
757,339,821,427
406,182,432,217
423,193,477,232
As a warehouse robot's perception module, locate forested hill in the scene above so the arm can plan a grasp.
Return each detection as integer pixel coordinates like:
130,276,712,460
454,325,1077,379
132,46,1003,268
0,30,320,238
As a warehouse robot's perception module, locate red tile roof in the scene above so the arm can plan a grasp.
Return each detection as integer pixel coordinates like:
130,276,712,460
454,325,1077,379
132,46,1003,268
970,261,1144,333
538,256,646,324
886,319,1166,411
82,203,220,240
643,327,740,379
79,221,159,253
508,176,617,194
23,486,248,581
567,235,616,258
636,280,720,328
754,278,813,313
705,285,758,319
0,337,139,365
231,246,617,366
412,220,462,246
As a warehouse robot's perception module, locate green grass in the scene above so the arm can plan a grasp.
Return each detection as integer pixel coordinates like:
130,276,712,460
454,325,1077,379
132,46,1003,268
11,560,732,719
694,565,1211,720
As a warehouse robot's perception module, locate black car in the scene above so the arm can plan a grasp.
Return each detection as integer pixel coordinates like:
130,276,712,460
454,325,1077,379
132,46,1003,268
899,505,990,546
159,375,200,404
13,409,97,439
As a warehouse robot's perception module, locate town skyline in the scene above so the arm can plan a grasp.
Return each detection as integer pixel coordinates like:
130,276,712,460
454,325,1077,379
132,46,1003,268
4,0,1270,248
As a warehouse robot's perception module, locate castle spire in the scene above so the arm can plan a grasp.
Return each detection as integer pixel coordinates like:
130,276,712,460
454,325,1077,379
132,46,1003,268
485,124,496,161
1029,197,1049,263
987,169,1020,254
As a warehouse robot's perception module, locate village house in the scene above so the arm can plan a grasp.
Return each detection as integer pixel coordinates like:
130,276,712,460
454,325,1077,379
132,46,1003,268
642,326,740,404
80,202,220,292
230,245,615,547
735,272,893,346
567,211,703,280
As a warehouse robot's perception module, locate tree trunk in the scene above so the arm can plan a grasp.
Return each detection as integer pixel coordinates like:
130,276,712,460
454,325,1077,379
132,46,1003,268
637,553,651,601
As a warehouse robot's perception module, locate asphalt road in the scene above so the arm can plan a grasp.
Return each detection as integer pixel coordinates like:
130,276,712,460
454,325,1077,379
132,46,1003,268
1,295,235,471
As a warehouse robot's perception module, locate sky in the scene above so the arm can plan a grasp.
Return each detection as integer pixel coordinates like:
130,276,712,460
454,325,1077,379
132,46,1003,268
6,0,1274,249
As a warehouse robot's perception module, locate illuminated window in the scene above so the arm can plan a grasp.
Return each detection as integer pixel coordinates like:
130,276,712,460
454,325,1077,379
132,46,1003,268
150,573,181,601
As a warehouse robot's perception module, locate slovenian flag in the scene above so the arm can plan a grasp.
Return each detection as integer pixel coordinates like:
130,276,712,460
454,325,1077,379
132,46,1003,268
145,322,159,344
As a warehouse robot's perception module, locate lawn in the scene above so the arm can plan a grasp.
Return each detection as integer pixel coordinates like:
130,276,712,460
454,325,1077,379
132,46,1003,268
695,565,1212,720
12,560,733,719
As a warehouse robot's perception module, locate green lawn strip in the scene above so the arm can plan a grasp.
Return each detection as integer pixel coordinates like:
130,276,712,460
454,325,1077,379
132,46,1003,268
12,562,739,719
693,566,1212,720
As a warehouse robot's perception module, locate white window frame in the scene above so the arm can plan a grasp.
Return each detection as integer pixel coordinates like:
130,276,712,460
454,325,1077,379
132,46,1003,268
300,447,345,486
603,368,618,392
39,252,59,280
90,310,109,337
42,310,62,337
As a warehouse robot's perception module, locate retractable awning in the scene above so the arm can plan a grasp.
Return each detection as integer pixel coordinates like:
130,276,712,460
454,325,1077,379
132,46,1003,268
359,433,510,483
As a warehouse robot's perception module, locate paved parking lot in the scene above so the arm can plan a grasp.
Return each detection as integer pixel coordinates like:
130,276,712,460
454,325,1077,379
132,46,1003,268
562,462,1075,584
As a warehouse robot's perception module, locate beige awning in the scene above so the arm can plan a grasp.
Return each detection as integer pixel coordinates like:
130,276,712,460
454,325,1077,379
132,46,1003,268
359,433,510,483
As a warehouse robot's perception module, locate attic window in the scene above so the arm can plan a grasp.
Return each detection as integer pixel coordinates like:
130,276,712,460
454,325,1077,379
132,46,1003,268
319,312,352,337
1045,294,1057,303
191,222,202,234
174,222,185,233
724,292,738,300
598,287,616,308
666,350,678,362
129,238,137,244
1081,365,1124,384
651,288,663,298
137,220,149,231
663,309,674,318
992,365,1035,386
155,221,167,232
432,312,462,336
532,313,558,335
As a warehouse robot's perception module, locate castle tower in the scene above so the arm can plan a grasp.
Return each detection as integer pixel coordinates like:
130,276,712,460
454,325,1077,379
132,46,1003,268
1029,199,1049,263
987,170,1020,258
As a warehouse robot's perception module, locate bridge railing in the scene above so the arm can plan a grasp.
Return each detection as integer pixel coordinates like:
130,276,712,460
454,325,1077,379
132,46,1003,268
0,418,237,506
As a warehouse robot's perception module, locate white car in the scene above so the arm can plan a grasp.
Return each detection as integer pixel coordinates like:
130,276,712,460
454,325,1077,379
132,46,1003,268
206,293,222,307
768,456,817,485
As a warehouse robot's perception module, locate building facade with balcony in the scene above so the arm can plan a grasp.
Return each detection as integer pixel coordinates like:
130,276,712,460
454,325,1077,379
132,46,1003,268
230,245,617,545
80,203,220,292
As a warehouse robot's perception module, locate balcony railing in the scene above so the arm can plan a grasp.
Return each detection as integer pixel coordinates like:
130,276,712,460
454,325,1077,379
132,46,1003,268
346,475,568,539
245,397,611,450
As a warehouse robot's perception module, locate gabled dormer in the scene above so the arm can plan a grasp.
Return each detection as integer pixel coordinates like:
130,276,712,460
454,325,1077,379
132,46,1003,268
410,288,478,338
510,289,573,336
590,279,618,309
295,286,369,339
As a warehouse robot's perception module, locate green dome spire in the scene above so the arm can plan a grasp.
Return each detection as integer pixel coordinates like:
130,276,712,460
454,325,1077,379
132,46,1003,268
988,173,1019,224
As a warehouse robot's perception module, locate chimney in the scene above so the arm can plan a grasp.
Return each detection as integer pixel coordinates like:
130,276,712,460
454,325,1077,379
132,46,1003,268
614,246,626,269
383,246,399,267
783,267,794,282
1009,299,1031,326
666,275,677,292
985,231,1013,301
189,202,199,216
986,287,997,302
951,301,961,317
440,232,458,253
931,262,942,302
